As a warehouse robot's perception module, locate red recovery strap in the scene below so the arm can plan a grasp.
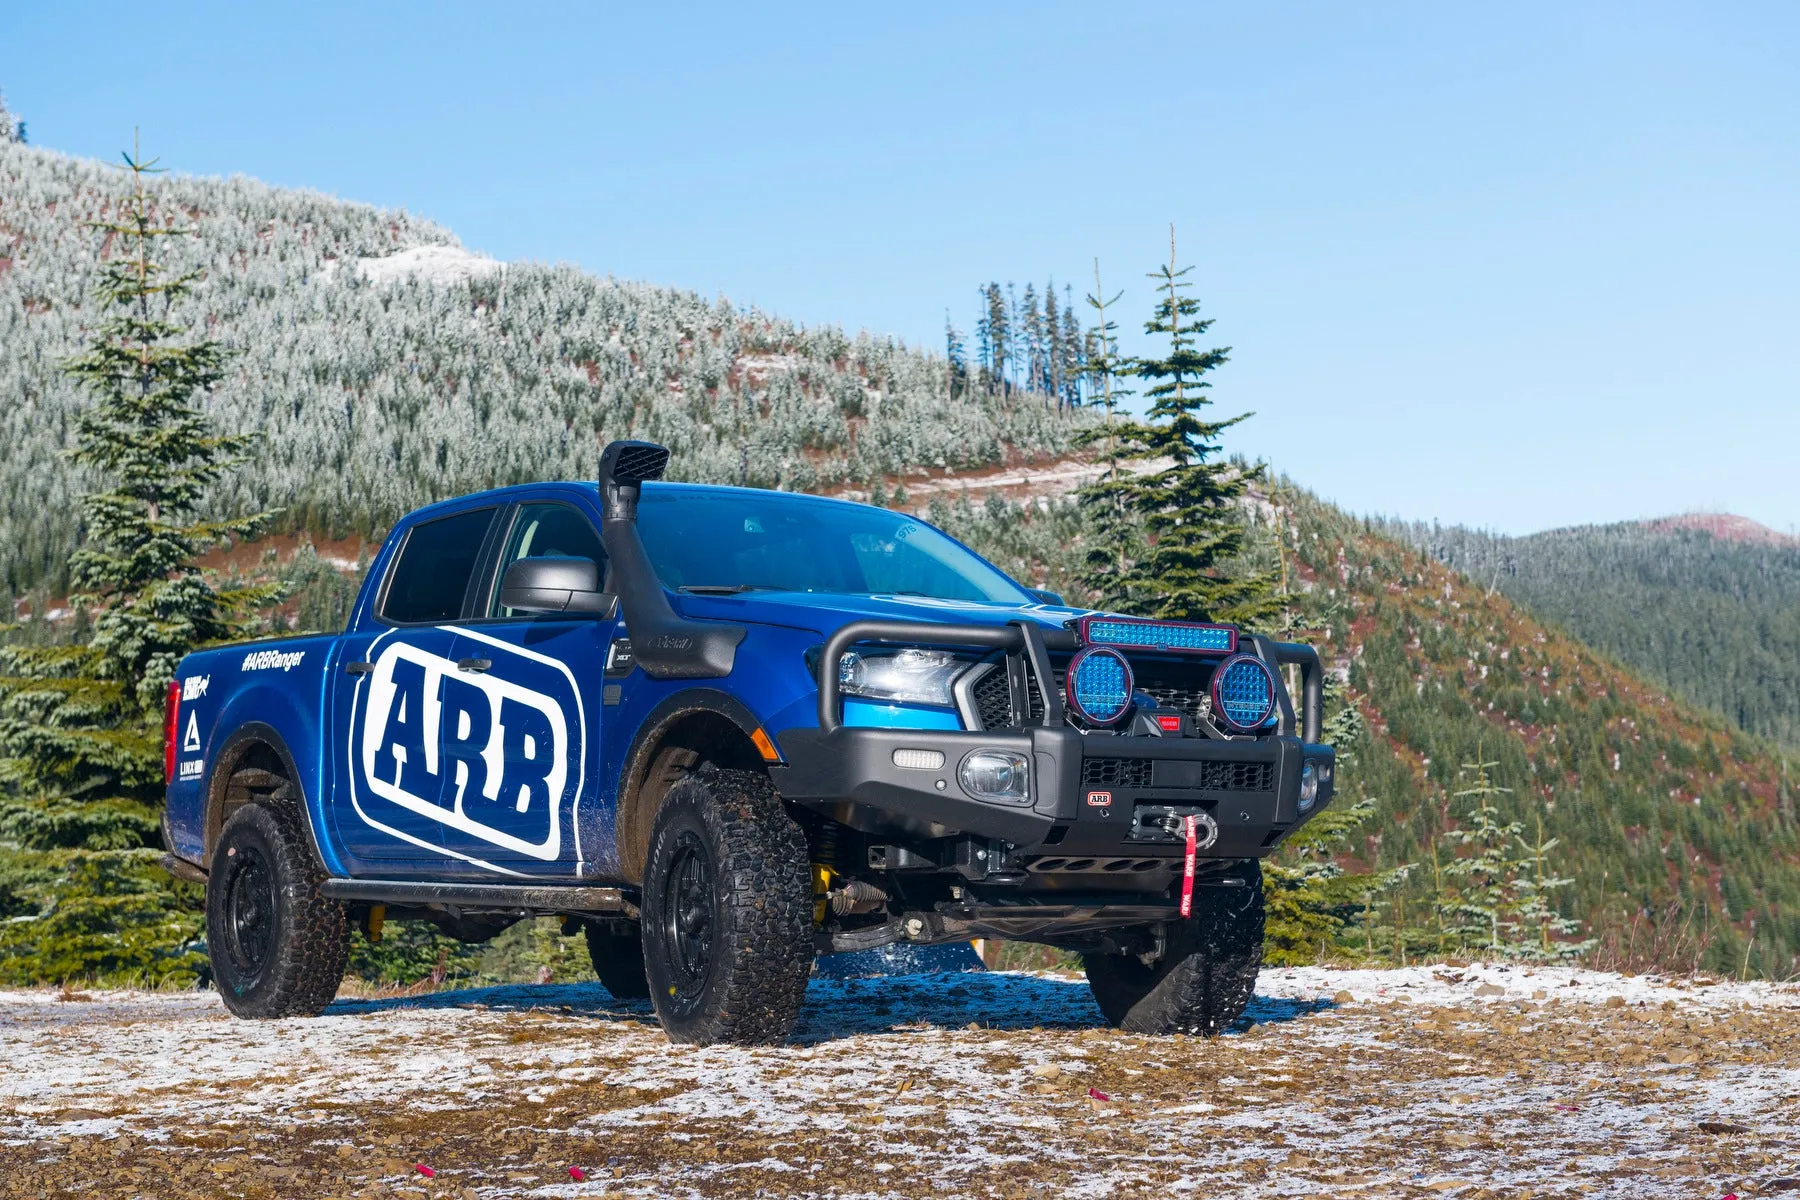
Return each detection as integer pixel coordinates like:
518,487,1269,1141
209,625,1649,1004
1179,813,1198,918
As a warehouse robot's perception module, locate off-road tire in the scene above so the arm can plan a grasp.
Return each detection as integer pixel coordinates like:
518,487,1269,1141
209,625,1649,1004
640,768,813,1044
206,804,348,1018
1083,858,1264,1035
585,923,651,999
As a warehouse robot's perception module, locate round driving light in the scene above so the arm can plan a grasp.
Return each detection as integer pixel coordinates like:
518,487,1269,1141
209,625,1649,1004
1210,653,1276,732
1298,760,1319,811
1066,646,1134,727
959,749,1030,803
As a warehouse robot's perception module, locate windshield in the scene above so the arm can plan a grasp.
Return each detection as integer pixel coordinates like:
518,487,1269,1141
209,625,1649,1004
636,487,1033,604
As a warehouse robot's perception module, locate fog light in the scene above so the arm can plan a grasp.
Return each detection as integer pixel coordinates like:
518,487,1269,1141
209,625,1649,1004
959,749,1030,803
892,747,945,771
1298,760,1320,811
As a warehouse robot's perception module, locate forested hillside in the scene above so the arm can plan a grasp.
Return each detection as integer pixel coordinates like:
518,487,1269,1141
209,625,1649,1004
930,485,1800,977
0,138,1089,601
1382,517,1800,753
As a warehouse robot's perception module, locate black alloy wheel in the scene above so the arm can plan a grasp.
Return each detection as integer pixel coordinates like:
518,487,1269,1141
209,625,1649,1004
660,833,716,998
220,844,277,984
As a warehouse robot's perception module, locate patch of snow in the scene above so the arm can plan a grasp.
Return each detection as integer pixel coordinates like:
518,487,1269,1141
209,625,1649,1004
341,244,505,288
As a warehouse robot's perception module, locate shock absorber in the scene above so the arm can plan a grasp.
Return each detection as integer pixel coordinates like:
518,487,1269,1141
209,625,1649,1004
811,822,842,925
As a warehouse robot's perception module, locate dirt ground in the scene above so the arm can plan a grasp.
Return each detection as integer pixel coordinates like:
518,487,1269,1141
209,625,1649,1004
2,963,1797,1199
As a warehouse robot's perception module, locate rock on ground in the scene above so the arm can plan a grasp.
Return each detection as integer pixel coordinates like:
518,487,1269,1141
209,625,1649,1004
2,963,1797,1198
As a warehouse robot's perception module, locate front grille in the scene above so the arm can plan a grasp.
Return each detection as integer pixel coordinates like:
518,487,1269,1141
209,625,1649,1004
1081,756,1274,792
970,662,1058,728
973,652,1256,733
1142,682,1208,721
1081,757,1154,788
971,666,1013,729
1133,663,1216,723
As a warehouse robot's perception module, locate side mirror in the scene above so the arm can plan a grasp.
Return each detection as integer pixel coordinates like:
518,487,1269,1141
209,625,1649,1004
1028,588,1065,606
499,557,617,617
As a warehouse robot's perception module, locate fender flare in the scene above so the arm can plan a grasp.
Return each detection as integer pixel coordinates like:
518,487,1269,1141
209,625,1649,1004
203,722,332,875
612,687,775,883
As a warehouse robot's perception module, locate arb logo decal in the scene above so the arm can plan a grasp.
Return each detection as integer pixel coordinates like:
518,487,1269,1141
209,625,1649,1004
350,631,582,864
1085,789,1112,808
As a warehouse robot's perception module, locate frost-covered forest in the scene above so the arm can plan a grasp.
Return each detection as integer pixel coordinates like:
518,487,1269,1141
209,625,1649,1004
1382,517,1800,754
0,137,1091,600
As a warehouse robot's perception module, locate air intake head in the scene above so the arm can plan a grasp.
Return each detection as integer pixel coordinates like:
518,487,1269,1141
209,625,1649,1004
599,440,670,522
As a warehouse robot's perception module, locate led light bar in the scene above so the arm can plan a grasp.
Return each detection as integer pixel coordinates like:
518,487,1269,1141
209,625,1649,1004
1078,616,1237,655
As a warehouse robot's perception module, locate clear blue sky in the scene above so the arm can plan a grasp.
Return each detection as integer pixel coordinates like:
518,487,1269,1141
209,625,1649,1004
7,2,1797,535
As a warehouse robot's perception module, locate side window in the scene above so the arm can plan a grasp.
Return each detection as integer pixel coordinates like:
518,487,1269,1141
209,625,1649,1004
490,503,608,617
379,508,498,624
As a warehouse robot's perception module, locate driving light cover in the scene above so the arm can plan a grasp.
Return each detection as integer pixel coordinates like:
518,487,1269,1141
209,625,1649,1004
1066,646,1134,727
1211,653,1277,732
839,648,965,708
1298,760,1319,811
1079,615,1237,655
959,749,1030,803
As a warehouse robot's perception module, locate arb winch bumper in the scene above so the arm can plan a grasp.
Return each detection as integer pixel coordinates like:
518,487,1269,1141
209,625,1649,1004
770,620,1337,859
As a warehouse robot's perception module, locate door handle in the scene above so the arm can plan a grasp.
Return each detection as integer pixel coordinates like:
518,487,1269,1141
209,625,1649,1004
456,657,493,673
344,661,374,676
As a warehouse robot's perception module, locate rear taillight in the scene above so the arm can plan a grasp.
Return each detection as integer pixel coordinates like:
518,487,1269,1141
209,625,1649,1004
163,679,181,783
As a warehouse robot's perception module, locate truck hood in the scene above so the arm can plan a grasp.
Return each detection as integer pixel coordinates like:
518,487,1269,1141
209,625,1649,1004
672,589,1088,638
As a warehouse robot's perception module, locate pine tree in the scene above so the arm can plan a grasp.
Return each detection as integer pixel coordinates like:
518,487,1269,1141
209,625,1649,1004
1098,227,1277,624
0,88,24,144
1020,282,1042,400
1436,747,1525,956
0,139,280,983
982,283,1010,394
943,312,967,402
1059,286,1083,408
974,286,994,391
1073,260,1141,609
1507,813,1591,959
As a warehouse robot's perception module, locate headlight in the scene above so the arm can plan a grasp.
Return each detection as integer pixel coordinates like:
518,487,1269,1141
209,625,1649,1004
959,749,1030,803
840,648,965,707
1298,760,1319,811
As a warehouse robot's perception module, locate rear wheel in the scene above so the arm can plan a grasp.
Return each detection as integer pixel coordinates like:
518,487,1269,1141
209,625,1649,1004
206,804,348,1018
584,923,650,999
640,769,813,1044
1083,859,1263,1035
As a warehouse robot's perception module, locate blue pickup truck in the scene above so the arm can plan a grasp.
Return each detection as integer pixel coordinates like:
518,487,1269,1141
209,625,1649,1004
162,441,1334,1044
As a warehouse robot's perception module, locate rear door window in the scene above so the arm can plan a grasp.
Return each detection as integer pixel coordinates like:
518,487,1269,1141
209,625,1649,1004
379,508,498,624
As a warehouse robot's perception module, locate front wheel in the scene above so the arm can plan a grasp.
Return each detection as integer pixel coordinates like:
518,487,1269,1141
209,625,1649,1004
1083,858,1263,1035
206,804,348,1018
639,769,814,1044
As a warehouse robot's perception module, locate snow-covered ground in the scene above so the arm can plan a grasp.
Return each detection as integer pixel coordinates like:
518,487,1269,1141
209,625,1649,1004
3,964,1797,1198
